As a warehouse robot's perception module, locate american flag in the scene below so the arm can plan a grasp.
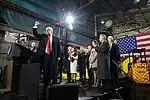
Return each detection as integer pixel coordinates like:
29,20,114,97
117,32,150,61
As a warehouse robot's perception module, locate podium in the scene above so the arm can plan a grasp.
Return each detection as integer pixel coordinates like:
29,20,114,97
0,43,34,93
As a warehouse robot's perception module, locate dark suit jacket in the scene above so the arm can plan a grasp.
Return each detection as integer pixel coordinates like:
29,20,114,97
33,28,60,61
78,52,86,65
109,43,120,62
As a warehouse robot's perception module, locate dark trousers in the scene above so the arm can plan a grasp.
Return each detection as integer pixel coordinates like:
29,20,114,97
79,63,86,80
66,60,71,82
58,60,62,82
43,54,57,96
86,62,93,84
88,69,94,85
110,61,119,88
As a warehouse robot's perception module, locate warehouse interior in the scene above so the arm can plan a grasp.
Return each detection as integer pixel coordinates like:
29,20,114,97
0,0,150,100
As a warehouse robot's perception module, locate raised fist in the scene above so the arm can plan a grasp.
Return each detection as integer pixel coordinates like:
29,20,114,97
34,21,40,26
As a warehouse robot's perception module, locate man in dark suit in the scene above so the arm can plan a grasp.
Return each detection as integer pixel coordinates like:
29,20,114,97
33,21,60,98
108,36,120,89
78,46,86,82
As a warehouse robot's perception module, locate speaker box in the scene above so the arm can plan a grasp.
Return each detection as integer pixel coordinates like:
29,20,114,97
49,83,79,100
19,63,40,100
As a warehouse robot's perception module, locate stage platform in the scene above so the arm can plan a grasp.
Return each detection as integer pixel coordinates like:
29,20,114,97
1,75,150,100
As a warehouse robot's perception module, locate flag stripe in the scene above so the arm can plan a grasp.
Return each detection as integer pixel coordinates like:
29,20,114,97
137,46,150,50
136,32,150,61
136,35,150,40
137,40,150,45
136,32,150,37
136,38,150,43
137,44,150,47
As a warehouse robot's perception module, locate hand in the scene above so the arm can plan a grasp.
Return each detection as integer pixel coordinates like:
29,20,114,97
58,57,61,61
92,41,97,47
34,21,40,26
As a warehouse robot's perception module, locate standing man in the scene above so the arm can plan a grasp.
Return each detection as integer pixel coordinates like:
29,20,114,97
78,46,86,82
108,36,120,89
33,21,60,98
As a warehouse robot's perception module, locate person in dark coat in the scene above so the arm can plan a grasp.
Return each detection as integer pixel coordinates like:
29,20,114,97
85,46,92,84
108,36,120,89
78,46,86,81
93,34,111,89
33,21,61,99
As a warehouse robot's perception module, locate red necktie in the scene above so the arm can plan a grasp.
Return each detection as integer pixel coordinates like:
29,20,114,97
46,35,51,55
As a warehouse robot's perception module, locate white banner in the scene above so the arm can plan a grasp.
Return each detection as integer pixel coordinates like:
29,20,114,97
4,31,27,43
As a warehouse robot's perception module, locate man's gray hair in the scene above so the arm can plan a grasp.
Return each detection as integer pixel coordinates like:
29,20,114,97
108,36,114,40
46,27,53,32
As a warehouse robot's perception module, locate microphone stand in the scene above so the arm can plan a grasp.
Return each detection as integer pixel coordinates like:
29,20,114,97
108,60,124,99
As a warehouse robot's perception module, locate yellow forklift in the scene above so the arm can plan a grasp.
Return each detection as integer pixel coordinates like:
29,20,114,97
128,48,150,84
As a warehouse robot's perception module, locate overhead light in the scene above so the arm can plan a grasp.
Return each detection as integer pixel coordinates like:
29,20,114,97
134,0,140,4
101,20,105,24
66,15,74,24
105,20,113,28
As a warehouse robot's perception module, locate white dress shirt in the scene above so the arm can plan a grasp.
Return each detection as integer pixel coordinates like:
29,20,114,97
33,25,52,54
109,42,112,51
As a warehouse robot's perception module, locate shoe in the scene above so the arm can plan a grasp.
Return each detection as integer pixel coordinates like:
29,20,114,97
58,81,62,84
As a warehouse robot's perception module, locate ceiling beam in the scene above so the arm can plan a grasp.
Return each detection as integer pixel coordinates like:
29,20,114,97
95,6,150,17
97,0,109,13
71,0,96,13
0,0,95,39
105,0,118,12
138,8,150,25
0,0,58,25
114,25,149,34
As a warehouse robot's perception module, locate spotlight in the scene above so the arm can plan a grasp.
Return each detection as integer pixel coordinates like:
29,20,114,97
134,0,140,4
66,15,74,24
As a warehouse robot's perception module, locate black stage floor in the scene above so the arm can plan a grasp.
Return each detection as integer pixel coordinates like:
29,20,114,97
1,75,150,100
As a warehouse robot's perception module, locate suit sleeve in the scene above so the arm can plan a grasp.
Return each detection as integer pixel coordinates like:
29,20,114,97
57,38,61,58
33,28,41,39
95,42,109,53
116,44,120,61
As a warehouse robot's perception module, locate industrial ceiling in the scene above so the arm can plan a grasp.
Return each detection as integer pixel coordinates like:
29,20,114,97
1,0,150,39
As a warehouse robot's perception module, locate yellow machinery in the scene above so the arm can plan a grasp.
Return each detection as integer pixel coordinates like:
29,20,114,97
120,57,133,73
128,49,150,84
131,63,150,84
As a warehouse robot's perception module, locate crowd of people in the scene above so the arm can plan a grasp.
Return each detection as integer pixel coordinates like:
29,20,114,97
31,21,120,99
65,34,120,90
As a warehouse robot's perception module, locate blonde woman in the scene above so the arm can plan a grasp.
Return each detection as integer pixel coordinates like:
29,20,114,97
69,47,78,82
89,41,98,87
